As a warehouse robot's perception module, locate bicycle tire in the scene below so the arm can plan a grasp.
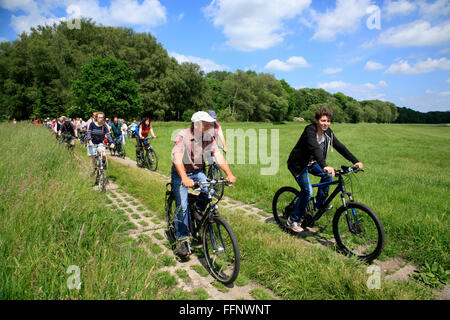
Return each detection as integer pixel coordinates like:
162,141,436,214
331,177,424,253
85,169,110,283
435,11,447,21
146,148,158,171
332,202,385,262
272,186,300,231
203,216,240,284
165,189,177,244
208,164,225,202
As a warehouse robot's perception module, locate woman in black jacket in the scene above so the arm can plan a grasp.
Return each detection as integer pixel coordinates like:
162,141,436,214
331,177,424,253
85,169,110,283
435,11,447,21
286,107,363,232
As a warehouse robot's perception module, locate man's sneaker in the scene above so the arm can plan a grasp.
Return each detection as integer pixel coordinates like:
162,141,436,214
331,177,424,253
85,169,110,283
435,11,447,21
287,217,304,233
175,239,191,259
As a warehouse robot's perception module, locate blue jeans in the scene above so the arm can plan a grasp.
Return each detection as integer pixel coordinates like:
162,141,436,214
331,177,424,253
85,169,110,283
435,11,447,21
290,162,333,223
171,168,209,240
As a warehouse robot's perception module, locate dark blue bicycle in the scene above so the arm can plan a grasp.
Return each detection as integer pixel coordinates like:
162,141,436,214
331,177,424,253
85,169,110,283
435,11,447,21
136,136,158,171
272,165,385,262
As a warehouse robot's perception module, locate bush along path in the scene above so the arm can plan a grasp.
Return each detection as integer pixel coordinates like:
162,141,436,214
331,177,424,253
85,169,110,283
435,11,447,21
106,154,450,300
103,179,279,300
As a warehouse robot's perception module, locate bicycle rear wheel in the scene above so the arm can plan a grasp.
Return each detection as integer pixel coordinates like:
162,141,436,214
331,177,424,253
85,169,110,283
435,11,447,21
203,216,240,284
272,186,300,230
165,186,176,244
332,202,385,262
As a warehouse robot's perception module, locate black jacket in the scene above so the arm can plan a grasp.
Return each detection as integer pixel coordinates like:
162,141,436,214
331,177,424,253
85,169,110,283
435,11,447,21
287,123,359,177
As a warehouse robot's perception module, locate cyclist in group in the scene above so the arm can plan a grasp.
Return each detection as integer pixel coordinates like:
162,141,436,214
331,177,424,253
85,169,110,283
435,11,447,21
135,117,157,164
286,107,363,233
207,110,228,153
120,119,128,145
58,117,78,147
128,119,137,138
110,116,123,155
171,111,236,258
53,117,64,137
87,112,114,175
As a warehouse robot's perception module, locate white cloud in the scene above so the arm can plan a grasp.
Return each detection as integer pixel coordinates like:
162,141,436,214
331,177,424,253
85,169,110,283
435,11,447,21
396,94,450,112
1,0,168,34
264,56,310,72
417,0,450,20
169,52,229,73
377,20,450,47
310,0,371,41
425,89,435,94
177,13,184,22
109,0,166,28
317,81,351,91
383,0,417,19
203,0,311,51
447,78,450,83
317,80,388,101
0,37,8,42
364,60,385,71
439,48,450,55
439,91,450,96
323,67,342,74
385,57,450,74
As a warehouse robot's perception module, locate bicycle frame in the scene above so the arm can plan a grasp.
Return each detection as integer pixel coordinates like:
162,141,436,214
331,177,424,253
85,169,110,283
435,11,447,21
308,173,353,223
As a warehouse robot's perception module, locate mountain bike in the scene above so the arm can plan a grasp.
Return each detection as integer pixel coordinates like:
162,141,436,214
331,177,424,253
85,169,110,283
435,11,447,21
272,165,385,262
165,179,240,284
136,137,158,171
110,135,126,158
93,144,108,192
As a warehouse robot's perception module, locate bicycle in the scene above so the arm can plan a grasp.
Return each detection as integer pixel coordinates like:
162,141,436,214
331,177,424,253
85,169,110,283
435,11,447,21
93,144,108,192
136,137,158,171
59,133,76,153
78,129,87,147
165,179,240,284
204,146,226,203
110,135,126,159
272,165,385,262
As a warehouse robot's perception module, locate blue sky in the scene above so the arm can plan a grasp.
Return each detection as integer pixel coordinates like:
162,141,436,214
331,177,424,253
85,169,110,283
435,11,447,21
1,0,450,112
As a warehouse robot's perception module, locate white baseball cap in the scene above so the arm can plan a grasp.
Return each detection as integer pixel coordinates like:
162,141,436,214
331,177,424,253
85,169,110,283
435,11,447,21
191,111,215,123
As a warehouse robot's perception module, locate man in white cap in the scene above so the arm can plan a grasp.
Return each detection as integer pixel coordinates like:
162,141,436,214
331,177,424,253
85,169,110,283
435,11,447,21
171,111,236,258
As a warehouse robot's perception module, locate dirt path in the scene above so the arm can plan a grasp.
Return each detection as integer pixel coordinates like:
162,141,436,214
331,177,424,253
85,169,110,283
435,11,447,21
106,155,448,300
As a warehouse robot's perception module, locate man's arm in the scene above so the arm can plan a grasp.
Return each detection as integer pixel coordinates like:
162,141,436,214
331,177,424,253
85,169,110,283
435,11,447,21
214,150,236,184
173,152,194,187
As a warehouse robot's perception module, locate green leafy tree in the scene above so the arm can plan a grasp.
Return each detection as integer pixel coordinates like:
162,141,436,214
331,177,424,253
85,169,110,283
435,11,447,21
72,56,143,118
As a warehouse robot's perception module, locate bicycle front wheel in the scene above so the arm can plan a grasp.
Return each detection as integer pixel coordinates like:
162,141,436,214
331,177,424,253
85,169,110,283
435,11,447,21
203,216,240,284
333,202,385,262
208,164,225,202
146,148,158,171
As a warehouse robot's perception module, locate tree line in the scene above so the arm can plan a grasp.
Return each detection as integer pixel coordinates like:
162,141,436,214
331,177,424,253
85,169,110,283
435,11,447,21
0,19,448,124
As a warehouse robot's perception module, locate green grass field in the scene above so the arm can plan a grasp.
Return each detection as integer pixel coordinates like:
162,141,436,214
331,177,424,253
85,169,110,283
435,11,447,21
1,121,448,299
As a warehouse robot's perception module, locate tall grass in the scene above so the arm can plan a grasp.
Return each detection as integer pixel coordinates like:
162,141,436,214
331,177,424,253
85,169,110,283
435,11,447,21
0,123,178,299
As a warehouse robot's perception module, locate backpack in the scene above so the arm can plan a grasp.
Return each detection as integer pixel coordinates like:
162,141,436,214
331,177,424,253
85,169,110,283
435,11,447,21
134,120,143,137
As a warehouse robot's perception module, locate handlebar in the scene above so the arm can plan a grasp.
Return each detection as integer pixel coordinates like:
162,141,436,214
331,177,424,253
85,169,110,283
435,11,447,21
192,179,233,190
331,165,363,176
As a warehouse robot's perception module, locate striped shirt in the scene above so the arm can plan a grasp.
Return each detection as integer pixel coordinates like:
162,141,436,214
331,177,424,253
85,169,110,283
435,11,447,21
87,121,112,145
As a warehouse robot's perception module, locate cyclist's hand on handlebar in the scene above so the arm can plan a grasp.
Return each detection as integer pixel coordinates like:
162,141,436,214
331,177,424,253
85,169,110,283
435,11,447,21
89,141,94,147
324,166,335,177
110,143,115,150
354,162,363,170
182,178,195,188
226,174,237,184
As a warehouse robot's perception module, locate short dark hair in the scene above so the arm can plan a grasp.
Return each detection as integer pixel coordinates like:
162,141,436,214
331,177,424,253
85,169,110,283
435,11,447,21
315,107,333,120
